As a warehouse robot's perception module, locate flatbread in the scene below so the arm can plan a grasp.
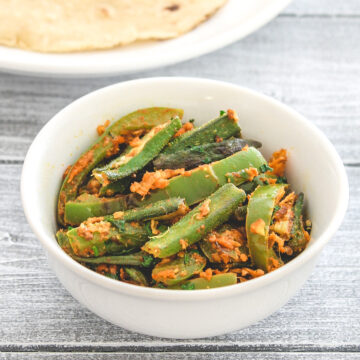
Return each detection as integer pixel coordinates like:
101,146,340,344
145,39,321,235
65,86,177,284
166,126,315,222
0,0,227,53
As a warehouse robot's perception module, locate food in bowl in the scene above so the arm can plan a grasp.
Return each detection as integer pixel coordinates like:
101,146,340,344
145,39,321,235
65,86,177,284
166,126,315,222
0,0,227,53
56,106,312,290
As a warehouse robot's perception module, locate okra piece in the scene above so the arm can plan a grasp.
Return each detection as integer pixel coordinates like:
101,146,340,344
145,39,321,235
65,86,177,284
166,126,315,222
124,267,149,286
143,183,246,258
288,193,308,253
71,251,154,267
246,184,286,272
93,117,182,183
153,138,261,170
67,221,148,257
106,198,187,224
57,107,183,224
72,252,145,265
163,110,241,154
199,225,249,264
170,273,237,290
152,250,206,286
141,147,266,207
64,193,128,225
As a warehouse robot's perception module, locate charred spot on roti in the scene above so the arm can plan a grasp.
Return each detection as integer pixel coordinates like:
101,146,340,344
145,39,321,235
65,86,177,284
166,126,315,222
165,4,180,11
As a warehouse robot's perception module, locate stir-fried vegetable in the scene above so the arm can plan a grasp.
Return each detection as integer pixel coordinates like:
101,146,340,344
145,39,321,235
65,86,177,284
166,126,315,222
55,107,311,289
57,107,183,225
153,138,261,170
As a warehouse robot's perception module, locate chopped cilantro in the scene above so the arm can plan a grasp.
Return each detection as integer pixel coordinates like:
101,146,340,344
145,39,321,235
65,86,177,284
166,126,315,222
67,226,74,231
141,254,155,268
181,282,195,290
157,224,168,234
276,176,287,184
108,218,125,232
92,245,99,257
157,283,166,289
259,164,273,173
219,110,226,116
189,118,195,123
271,205,281,225
263,180,269,185
184,253,190,265
105,273,118,280
203,156,211,164
145,221,153,236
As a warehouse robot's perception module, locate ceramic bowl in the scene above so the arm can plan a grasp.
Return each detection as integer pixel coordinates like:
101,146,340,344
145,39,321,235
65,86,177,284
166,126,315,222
21,77,348,338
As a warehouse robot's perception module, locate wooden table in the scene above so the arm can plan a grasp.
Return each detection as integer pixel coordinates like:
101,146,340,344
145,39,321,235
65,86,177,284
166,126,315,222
1,0,359,358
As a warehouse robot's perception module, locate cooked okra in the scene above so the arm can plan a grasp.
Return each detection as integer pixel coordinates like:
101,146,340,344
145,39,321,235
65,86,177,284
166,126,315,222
56,107,311,289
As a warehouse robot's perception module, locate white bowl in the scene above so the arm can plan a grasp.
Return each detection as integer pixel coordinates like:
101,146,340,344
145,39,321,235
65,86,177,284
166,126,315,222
21,78,348,339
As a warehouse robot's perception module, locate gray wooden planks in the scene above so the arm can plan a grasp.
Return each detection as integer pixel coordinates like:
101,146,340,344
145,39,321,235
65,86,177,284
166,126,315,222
1,0,360,358
1,354,360,360
1,165,359,350
285,0,360,16
1,16,360,163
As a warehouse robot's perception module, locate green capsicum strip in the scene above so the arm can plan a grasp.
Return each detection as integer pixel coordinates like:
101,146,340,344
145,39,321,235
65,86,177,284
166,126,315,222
67,221,148,257
140,147,266,207
246,184,287,272
65,193,129,225
143,183,246,258
153,138,261,170
93,117,182,183
57,107,183,225
163,110,241,154
65,195,186,226
152,250,206,286
169,273,237,290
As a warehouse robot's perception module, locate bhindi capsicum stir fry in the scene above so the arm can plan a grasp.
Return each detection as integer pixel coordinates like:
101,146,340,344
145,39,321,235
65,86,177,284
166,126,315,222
56,107,312,290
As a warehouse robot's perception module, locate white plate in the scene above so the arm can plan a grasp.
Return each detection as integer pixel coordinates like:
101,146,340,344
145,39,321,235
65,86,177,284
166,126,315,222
0,0,292,77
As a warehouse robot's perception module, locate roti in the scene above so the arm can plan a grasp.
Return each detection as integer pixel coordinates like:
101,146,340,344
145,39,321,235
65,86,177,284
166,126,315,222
0,0,227,53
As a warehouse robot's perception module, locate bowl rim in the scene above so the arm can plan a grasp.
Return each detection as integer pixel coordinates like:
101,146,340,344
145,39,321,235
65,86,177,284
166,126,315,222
21,77,349,301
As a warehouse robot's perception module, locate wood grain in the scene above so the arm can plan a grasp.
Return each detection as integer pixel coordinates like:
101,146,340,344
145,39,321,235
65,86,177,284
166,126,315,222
1,0,359,358
1,354,360,360
0,17,360,164
284,0,360,16
1,166,359,350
